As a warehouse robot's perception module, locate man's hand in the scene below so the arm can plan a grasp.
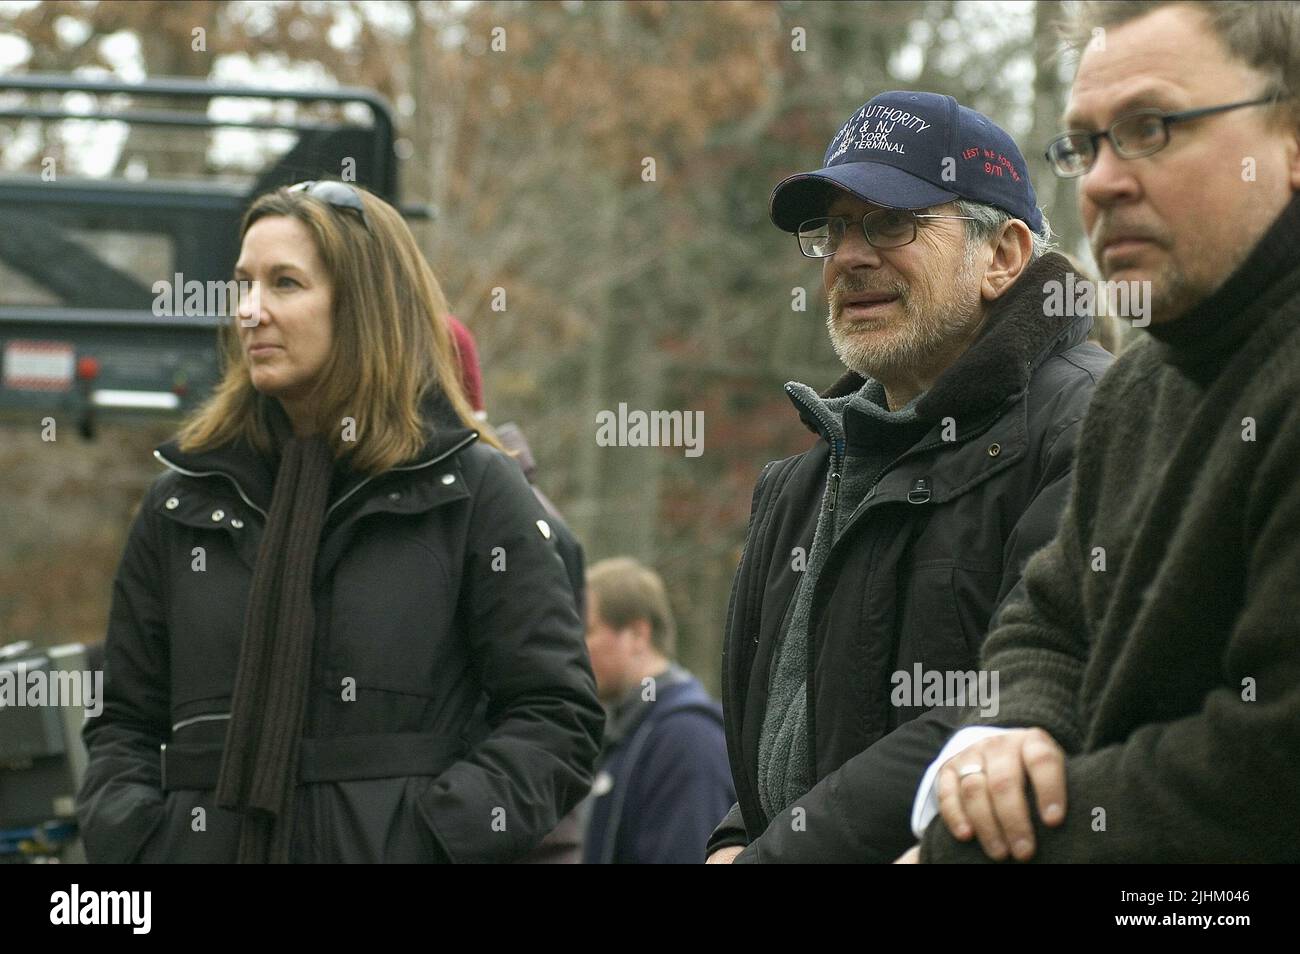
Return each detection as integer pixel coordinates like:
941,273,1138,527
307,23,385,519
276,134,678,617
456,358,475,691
706,845,745,864
937,728,1066,861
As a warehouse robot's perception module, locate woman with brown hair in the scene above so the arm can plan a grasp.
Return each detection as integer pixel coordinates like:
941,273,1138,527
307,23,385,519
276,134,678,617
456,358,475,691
76,181,602,863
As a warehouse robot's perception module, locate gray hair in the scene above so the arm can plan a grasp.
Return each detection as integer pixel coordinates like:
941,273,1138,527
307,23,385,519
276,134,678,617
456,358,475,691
955,198,1054,265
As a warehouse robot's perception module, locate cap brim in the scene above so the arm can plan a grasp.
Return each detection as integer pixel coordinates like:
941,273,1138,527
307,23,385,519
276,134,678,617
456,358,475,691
770,163,959,232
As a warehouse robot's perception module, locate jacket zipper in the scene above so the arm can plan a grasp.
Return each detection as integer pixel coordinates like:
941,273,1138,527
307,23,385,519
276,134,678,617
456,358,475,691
153,450,269,520
153,431,480,524
784,385,845,514
172,712,230,732
324,431,479,520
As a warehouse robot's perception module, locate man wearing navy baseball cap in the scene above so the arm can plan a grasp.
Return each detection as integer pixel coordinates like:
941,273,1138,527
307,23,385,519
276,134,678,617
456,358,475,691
706,91,1113,863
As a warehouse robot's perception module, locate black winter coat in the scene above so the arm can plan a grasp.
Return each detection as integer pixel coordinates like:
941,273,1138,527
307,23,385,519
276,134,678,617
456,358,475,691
77,401,604,863
709,253,1113,862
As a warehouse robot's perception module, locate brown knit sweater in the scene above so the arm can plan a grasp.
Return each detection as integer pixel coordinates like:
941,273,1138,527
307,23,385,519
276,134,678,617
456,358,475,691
922,195,1300,863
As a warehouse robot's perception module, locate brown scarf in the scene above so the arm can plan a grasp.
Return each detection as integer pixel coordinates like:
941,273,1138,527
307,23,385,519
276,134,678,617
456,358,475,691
215,405,335,863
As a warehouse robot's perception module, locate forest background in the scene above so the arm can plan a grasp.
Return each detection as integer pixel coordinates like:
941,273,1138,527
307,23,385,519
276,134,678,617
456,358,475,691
0,0,1097,693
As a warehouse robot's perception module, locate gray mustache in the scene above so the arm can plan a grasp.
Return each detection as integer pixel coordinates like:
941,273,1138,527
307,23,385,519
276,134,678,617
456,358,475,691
830,279,908,307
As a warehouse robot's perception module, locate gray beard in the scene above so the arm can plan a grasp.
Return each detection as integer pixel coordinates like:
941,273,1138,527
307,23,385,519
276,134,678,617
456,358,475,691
826,274,983,383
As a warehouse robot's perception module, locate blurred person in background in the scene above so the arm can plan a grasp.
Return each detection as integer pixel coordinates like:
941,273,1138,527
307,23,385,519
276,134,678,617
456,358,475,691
582,557,734,864
77,180,602,863
445,316,586,614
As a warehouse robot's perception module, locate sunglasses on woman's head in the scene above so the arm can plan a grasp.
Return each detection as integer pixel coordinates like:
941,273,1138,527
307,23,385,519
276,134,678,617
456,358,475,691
287,180,370,231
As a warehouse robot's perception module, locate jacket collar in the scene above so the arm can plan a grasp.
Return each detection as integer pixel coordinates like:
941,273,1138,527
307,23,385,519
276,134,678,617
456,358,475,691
154,389,478,516
603,664,696,748
798,252,1091,434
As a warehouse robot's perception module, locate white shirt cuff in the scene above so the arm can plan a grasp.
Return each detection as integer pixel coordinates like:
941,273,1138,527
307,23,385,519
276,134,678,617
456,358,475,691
910,726,1015,839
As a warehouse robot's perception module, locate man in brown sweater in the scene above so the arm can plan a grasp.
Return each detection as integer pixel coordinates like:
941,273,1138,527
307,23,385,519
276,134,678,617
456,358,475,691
902,0,1300,863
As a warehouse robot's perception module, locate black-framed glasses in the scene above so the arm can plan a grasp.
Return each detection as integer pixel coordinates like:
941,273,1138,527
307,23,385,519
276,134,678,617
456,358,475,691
796,208,976,258
287,179,370,230
1045,94,1287,178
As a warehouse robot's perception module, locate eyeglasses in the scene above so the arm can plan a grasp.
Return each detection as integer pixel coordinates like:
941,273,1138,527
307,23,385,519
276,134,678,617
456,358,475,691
287,180,370,231
1044,94,1287,178
796,208,977,258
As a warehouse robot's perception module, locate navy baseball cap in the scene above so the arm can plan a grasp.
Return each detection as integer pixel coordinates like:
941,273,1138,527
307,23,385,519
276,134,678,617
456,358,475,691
770,91,1043,235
